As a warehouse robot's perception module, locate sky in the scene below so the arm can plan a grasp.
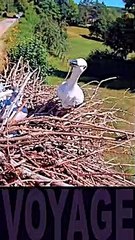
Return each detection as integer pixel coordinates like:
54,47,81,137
75,0,125,8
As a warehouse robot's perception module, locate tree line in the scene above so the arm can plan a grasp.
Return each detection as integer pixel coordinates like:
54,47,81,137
0,0,121,26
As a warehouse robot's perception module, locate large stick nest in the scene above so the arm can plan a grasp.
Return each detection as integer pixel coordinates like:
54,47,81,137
0,58,135,186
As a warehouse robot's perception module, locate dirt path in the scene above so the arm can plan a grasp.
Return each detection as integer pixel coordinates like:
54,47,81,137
0,18,18,71
0,18,18,38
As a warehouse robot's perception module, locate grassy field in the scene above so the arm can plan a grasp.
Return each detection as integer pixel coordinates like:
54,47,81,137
47,26,107,85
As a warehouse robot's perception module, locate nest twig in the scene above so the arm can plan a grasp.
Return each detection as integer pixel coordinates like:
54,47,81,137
0,58,135,187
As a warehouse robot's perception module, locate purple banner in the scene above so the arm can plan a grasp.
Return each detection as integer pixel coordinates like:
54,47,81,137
0,188,134,239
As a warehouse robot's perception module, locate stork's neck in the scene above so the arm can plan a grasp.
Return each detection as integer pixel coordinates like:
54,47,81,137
66,67,82,86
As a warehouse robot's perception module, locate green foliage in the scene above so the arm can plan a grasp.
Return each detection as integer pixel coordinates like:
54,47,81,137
0,0,29,13
33,0,79,25
64,0,79,25
78,0,121,27
124,0,135,9
104,14,135,58
104,17,127,57
9,37,49,80
7,0,69,80
88,3,121,39
56,0,79,25
14,0,27,13
0,0,5,12
78,4,88,25
0,0,14,13
34,0,61,21
35,15,68,58
15,5,40,43
78,0,94,25
87,49,123,63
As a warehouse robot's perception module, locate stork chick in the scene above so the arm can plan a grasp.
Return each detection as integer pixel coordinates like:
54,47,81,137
57,58,87,108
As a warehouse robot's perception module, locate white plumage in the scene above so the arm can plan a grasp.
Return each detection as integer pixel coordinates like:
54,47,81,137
0,87,28,123
57,58,87,108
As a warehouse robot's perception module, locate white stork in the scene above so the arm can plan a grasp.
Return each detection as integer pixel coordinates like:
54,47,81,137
57,58,87,108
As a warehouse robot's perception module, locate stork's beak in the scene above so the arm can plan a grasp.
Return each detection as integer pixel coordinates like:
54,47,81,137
69,59,78,66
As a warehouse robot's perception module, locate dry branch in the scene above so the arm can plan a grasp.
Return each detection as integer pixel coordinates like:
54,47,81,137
0,58,135,187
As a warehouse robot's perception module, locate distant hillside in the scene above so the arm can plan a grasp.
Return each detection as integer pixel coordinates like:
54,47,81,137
106,6,124,18
107,6,122,10
107,6,124,13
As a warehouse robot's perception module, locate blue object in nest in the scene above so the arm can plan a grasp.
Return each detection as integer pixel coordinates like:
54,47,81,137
13,106,28,114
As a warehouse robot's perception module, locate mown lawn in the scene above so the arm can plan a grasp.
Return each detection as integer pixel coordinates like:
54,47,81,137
47,26,107,85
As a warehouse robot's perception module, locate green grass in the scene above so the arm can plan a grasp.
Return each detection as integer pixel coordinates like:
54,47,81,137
47,26,107,85
68,38,105,59
16,11,40,43
97,87,135,130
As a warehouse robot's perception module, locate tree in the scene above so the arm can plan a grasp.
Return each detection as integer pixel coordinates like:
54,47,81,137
79,0,97,25
65,0,79,25
104,0,135,58
0,0,5,12
78,0,121,28
0,0,14,12
33,0,61,21
0,0,29,13
14,0,28,13
105,17,128,57
124,0,135,9
88,3,120,39
35,14,68,58
55,0,79,24
79,0,94,6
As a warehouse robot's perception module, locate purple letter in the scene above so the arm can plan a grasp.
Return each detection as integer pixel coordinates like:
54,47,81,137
2,189,24,240
67,189,89,240
25,189,46,240
91,189,112,240
116,189,133,240
47,189,69,240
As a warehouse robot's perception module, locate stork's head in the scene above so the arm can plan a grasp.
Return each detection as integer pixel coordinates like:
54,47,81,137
69,58,87,73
